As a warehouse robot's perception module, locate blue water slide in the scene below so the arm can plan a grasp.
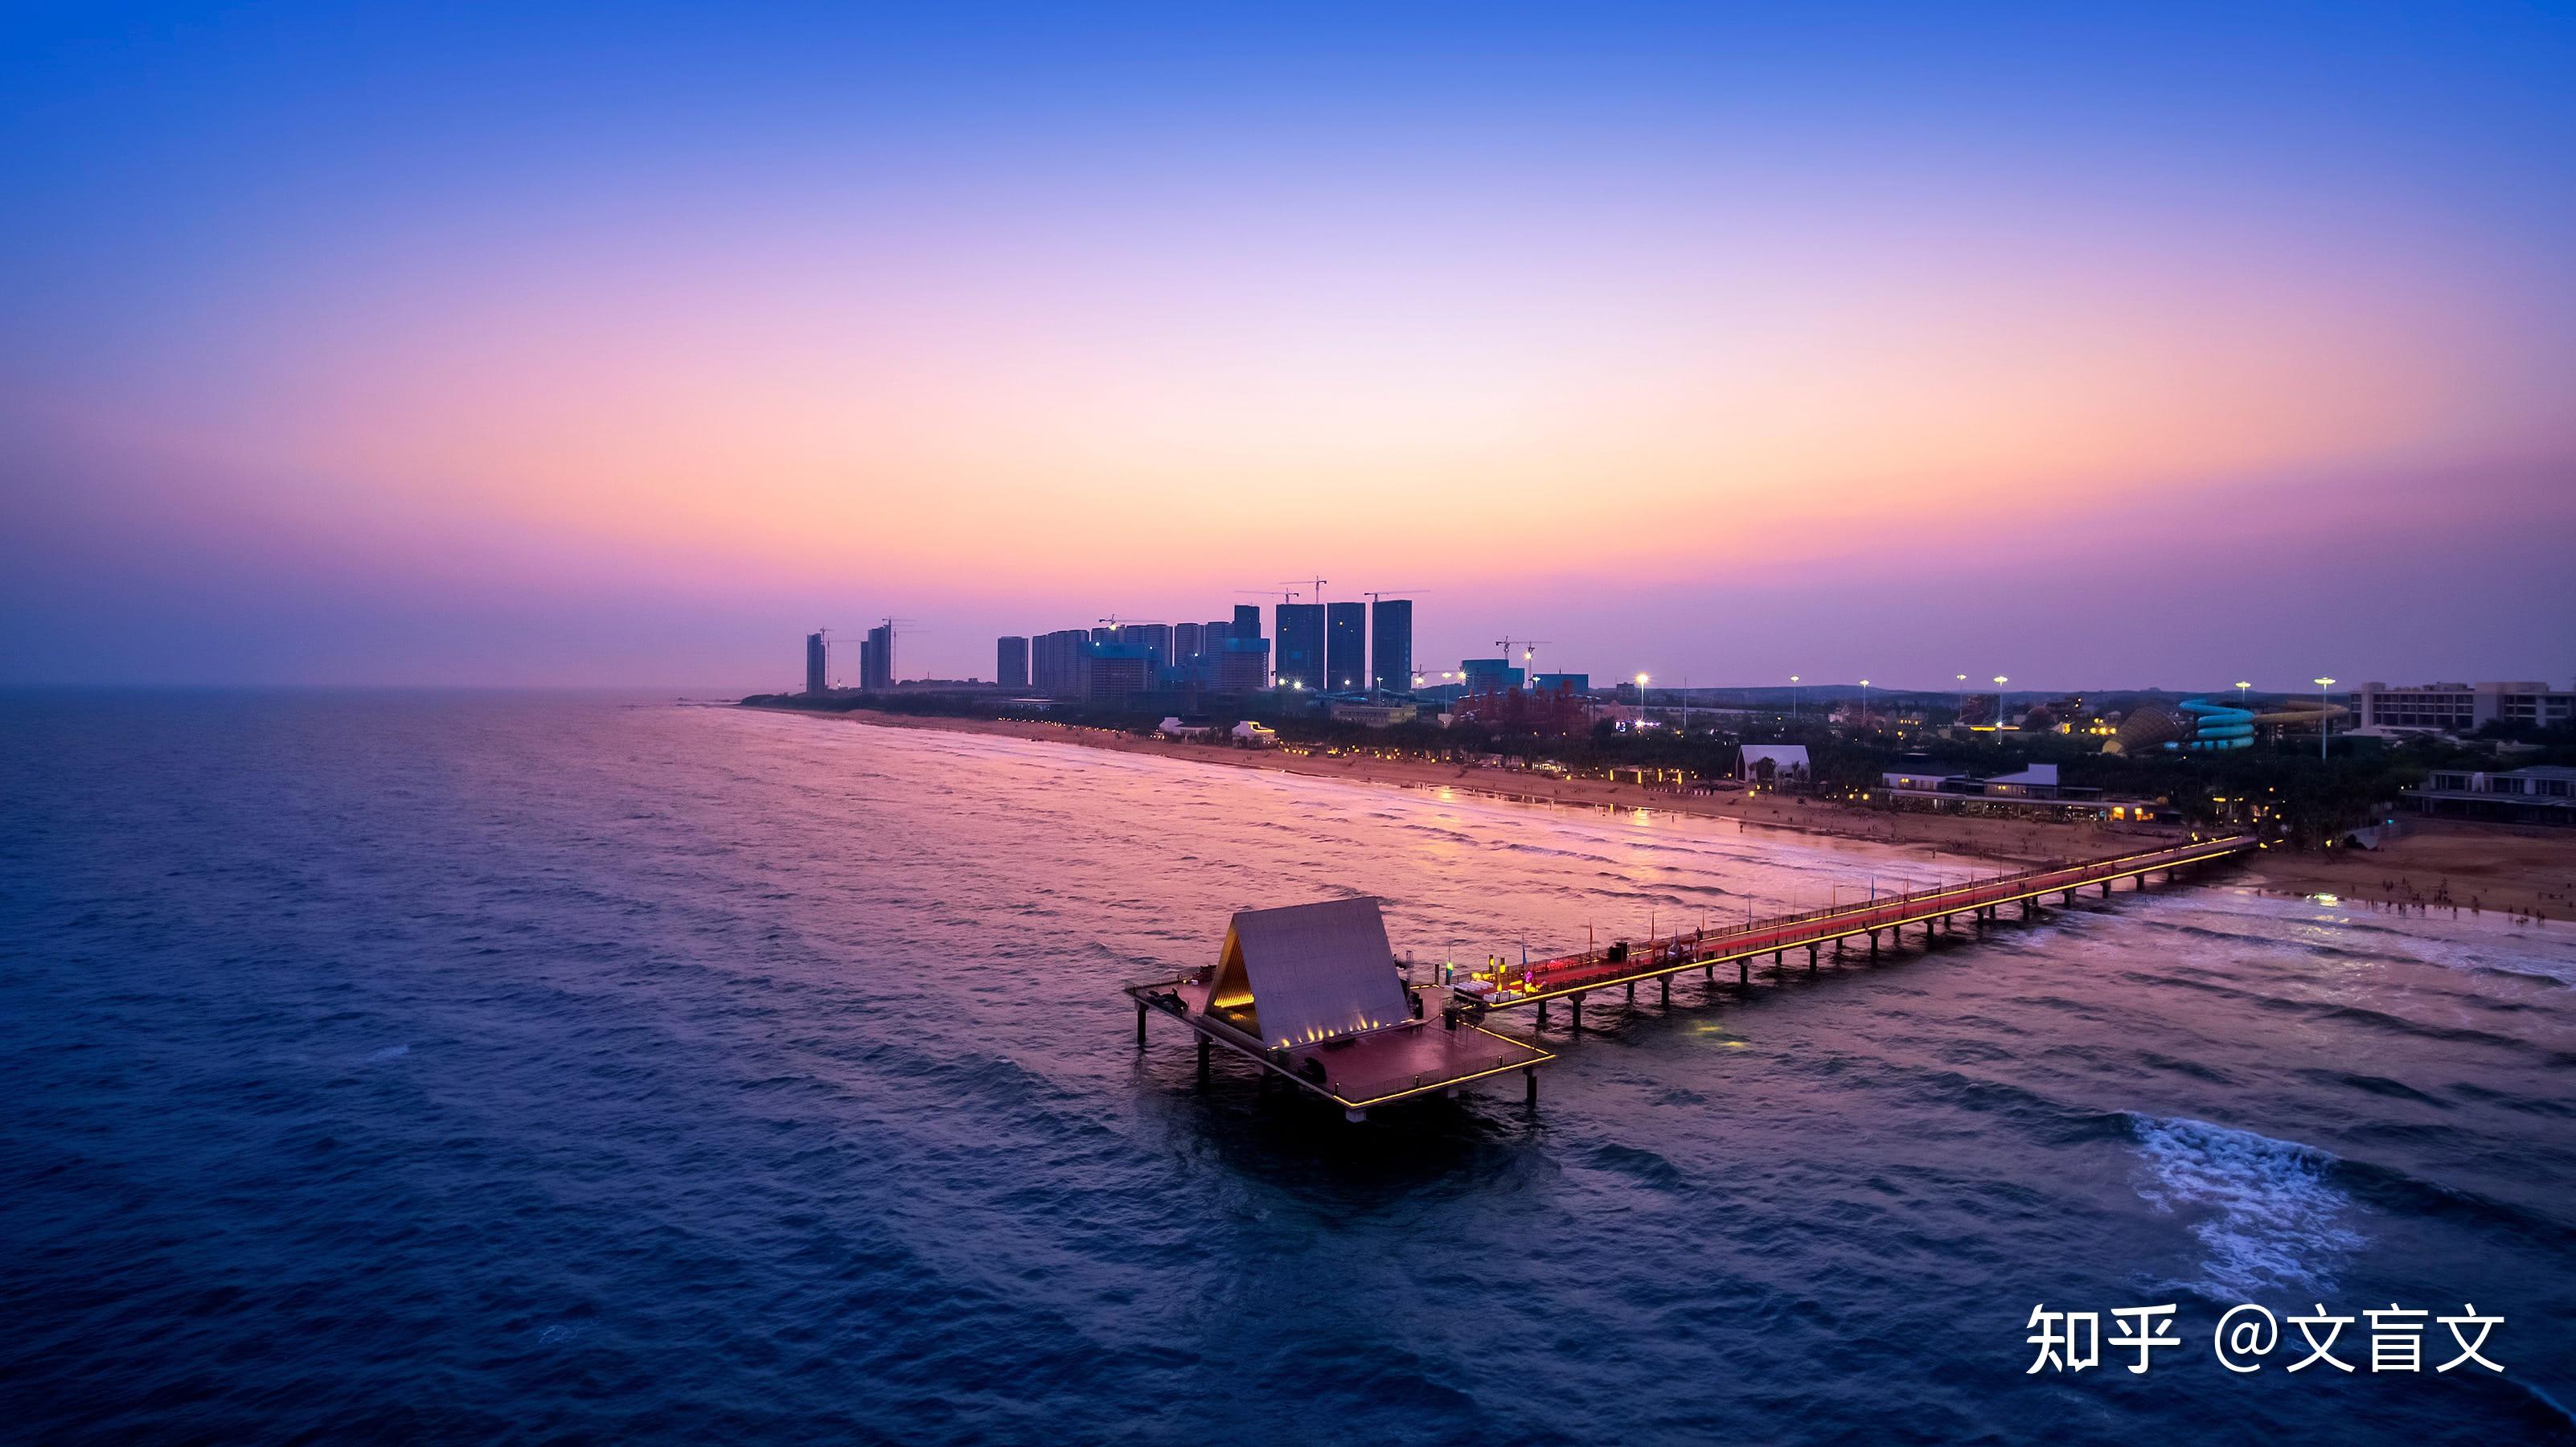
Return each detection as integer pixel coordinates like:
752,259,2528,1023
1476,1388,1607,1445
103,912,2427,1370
2164,698,2255,751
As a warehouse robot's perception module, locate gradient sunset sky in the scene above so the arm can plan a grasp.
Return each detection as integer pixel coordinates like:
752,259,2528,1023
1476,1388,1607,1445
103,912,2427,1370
5,2,2572,691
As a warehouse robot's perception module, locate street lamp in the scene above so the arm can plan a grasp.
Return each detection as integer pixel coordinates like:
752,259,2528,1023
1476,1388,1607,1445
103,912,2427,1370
1790,674,1801,721
1956,673,1967,724
1635,673,1650,725
1993,675,2009,728
2314,677,2336,760
1860,678,1871,730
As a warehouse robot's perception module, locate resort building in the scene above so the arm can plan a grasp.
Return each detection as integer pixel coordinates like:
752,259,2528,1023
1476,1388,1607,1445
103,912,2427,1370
2411,765,2576,825
2348,681,2575,735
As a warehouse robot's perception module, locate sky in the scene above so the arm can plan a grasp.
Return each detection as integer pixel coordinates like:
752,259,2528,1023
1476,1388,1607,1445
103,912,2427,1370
3,2,2573,692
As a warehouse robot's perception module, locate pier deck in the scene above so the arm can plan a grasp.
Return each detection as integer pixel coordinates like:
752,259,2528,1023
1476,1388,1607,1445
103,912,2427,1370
1458,834,2262,1015
1128,981,1552,1118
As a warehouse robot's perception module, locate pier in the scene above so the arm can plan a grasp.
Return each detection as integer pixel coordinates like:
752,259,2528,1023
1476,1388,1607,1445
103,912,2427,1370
1133,836,2259,1118
1452,834,2263,1021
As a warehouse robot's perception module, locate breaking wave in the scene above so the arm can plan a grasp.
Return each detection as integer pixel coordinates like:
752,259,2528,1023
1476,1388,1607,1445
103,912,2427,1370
2128,1114,2363,1298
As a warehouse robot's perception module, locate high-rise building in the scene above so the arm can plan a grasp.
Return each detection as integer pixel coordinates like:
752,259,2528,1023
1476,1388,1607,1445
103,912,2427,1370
1174,621,1204,671
863,624,896,690
1084,642,1155,700
1032,629,1089,697
995,636,1029,690
1121,623,1173,673
1212,636,1270,692
1369,599,1412,695
805,631,829,694
1275,603,1324,691
1230,606,1264,687
1326,602,1365,693
1461,658,1524,695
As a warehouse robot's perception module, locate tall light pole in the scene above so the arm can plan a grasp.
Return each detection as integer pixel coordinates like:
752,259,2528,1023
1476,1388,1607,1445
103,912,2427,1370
1860,678,1871,731
2235,681,2251,710
1790,675,1801,721
2314,677,2336,760
1993,675,2009,728
1635,672,1650,727
1955,673,1967,725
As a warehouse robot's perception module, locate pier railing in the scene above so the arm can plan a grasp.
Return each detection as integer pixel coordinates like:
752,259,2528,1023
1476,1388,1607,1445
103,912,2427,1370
1482,834,2259,1000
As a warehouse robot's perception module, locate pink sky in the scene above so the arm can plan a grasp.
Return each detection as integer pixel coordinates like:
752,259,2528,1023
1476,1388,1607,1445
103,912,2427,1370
6,6,2574,689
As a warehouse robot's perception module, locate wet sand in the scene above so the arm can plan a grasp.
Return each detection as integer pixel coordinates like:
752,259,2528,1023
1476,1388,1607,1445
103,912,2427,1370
2243,818,2575,924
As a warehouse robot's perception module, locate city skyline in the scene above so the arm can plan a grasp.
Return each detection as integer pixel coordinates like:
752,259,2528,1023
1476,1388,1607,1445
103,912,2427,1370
6,5,2574,689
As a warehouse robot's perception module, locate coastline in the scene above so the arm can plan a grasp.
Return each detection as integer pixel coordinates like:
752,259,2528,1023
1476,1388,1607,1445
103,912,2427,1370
742,703,2576,924
741,703,2171,867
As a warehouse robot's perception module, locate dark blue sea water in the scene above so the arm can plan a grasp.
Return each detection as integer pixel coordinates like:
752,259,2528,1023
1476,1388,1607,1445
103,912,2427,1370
6,691,2574,1444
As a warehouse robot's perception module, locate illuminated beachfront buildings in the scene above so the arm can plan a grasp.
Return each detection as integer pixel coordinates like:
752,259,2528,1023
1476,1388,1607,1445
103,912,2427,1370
2348,680,2576,735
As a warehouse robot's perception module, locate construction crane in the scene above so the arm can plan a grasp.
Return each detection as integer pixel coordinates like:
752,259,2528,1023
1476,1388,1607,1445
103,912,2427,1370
1287,576,1327,605
1362,588,1424,604
1495,637,1553,683
1234,587,1299,603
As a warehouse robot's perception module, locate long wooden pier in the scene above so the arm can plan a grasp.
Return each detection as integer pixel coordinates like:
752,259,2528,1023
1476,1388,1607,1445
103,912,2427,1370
1454,834,2262,1028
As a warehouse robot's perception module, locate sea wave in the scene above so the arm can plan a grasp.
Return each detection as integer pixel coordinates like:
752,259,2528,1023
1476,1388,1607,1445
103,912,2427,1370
2128,1113,2363,1298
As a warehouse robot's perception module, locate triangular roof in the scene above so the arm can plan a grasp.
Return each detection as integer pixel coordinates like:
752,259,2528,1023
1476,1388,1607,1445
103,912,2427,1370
1183,896,1408,1048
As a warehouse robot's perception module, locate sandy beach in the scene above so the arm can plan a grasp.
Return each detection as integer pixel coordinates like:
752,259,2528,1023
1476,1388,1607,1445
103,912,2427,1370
747,703,2576,924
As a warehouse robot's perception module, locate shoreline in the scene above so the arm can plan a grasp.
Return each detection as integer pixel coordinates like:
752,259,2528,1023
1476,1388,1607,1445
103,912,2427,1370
743,703,2173,867
741,703,2576,924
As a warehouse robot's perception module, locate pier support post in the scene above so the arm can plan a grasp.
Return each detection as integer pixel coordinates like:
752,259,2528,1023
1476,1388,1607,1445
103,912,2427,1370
1571,994,1585,1032
2101,880,2110,898
1537,1000,1548,1030
1869,930,1881,958
1524,1067,1539,1107
1626,982,1635,1006
1136,1001,1148,1047
1738,958,1749,986
1807,944,1819,972
1660,977,1671,1007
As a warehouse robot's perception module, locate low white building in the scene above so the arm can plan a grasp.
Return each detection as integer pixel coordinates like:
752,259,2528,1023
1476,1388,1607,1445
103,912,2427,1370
1737,744,1810,784
1159,716,1215,740
1232,720,1278,748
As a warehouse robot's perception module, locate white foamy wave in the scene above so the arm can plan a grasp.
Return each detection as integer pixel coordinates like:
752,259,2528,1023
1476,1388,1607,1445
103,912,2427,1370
2129,1115,2363,1298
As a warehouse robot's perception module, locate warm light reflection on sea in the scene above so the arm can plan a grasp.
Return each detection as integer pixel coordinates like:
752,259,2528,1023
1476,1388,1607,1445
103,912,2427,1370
4,693,2572,1443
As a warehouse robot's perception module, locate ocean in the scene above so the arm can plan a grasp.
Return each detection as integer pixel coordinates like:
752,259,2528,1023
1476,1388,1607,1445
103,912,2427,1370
4,691,2572,1444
